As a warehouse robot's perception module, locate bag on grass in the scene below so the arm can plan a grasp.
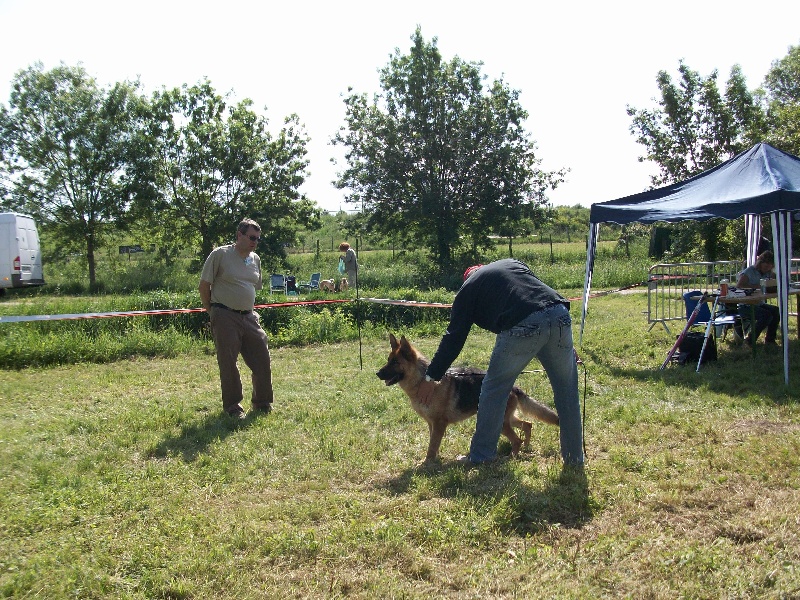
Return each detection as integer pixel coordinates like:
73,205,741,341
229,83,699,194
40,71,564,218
677,331,717,365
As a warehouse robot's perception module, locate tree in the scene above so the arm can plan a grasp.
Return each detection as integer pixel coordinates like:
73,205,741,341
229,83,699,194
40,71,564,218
0,63,146,287
628,61,765,187
333,28,564,267
627,61,767,261
141,80,319,266
763,43,800,155
550,205,590,242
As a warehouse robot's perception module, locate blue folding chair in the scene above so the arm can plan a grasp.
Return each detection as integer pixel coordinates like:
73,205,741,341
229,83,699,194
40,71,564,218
683,291,711,328
297,272,321,293
270,273,287,294
683,290,742,342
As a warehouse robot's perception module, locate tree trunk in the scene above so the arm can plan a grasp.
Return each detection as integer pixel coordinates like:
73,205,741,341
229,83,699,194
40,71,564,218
87,235,97,289
201,235,214,263
435,220,451,265
703,220,721,262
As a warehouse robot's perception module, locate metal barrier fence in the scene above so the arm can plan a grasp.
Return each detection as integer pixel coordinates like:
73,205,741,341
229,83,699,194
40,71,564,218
646,259,800,334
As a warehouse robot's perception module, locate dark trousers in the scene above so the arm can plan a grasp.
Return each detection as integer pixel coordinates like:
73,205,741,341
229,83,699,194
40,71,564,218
210,307,273,413
740,303,780,343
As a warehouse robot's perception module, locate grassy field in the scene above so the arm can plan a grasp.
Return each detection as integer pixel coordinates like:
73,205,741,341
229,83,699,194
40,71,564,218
1,292,799,598
0,239,648,369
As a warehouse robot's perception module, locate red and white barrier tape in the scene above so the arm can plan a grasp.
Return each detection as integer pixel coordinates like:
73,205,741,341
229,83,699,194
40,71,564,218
0,299,351,323
0,286,642,324
360,297,452,308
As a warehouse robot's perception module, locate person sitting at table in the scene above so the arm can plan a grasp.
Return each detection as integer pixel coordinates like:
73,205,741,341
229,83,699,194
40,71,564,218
735,250,780,345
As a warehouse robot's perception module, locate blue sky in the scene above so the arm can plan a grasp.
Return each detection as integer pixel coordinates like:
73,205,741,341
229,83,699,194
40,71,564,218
1,0,798,212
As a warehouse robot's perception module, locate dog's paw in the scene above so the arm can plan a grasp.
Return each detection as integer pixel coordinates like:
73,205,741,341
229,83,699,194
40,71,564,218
417,456,441,469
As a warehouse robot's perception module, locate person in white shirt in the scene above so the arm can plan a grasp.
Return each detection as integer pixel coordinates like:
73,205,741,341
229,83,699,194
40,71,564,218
199,218,274,418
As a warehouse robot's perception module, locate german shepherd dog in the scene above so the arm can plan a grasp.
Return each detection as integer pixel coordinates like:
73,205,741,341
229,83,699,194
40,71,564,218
376,333,559,463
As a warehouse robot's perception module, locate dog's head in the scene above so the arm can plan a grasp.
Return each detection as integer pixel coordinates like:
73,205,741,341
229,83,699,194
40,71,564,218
376,333,420,386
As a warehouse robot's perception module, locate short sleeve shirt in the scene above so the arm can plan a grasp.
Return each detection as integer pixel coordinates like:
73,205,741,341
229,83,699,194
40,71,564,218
738,265,774,308
200,245,262,311
739,266,763,287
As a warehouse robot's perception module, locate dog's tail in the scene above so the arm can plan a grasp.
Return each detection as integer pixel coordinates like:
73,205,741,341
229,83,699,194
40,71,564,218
513,388,560,426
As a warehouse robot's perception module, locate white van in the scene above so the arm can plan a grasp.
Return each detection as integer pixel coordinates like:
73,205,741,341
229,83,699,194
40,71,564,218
0,212,45,293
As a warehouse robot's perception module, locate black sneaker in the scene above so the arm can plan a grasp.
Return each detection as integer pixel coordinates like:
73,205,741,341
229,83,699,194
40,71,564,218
251,404,272,415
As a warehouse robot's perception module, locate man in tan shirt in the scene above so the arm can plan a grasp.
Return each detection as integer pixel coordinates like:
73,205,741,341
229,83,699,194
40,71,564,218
199,218,274,419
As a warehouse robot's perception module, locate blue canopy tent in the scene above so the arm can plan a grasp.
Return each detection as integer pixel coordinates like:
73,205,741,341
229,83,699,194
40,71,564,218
581,143,800,384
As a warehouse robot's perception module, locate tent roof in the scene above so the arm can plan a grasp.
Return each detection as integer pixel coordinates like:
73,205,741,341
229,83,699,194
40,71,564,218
590,143,800,225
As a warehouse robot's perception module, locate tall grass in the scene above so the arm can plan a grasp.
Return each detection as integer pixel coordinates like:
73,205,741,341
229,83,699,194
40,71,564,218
0,239,648,368
36,239,645,296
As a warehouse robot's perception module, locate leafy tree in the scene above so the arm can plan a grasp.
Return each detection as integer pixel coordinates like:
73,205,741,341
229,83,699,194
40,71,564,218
140,80,320,267
0,63,147,286
549,204,591,242
763,43,800,155
627,61,767,261
628,61,765,187
332,28,564,267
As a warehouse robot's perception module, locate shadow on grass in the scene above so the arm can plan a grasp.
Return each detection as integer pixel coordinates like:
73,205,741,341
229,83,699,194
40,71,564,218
581,345,800,402
146,411,265,462
383,458,593,535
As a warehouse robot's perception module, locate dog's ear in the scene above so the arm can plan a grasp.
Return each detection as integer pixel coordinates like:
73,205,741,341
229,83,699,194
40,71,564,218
389,333,399,350
398,335,416,358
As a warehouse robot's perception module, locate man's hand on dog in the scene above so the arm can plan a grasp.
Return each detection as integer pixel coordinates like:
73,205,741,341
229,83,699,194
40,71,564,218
417,379,437,406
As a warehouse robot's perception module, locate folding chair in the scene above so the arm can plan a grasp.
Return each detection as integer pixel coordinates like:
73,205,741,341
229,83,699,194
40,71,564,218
285,275,298,296
683,290,741,342
683,291,742,372
269,273,287,294
297,272,321,293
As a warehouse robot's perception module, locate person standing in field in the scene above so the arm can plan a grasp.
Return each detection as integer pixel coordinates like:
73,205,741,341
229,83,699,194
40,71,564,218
339,242,358,289
198,218,274,419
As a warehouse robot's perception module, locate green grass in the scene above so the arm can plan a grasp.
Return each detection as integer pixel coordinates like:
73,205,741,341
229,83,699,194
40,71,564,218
1,294,799,598
0,239,645,369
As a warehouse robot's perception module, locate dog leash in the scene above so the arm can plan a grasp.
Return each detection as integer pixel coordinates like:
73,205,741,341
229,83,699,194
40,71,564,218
575,349,588,460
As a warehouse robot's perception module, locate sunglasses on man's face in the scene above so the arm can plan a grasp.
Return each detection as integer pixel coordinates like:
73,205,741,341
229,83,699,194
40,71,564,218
243,233,260,242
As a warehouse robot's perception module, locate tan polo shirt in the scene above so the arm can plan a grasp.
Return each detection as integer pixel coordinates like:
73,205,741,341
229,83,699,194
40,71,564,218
200,244,262,311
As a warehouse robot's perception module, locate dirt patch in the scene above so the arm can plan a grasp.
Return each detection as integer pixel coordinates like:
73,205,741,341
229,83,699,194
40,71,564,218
730,419,800,435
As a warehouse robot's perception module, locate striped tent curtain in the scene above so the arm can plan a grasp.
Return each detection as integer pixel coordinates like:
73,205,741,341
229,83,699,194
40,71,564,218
771,211,793,385
745,214,761,266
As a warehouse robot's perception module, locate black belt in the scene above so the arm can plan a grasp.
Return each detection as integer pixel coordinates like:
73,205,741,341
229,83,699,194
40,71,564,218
211,302,252,314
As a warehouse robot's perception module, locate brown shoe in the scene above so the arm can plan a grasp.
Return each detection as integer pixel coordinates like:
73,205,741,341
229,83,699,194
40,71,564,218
251,404,272,415
227,408,247,420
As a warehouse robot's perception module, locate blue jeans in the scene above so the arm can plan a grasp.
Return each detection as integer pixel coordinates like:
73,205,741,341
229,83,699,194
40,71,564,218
469,303,584,465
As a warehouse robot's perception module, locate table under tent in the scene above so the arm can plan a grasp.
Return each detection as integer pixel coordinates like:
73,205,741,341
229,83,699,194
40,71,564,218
580,143,800,384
